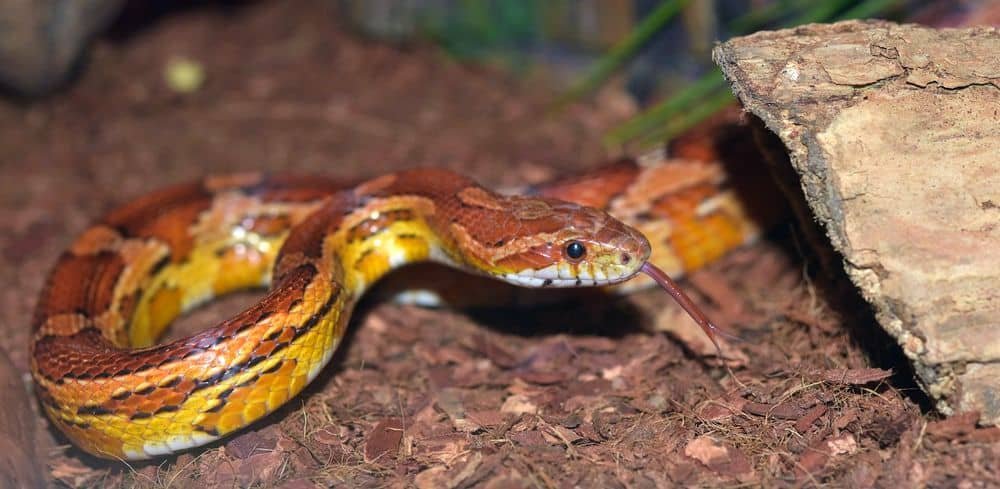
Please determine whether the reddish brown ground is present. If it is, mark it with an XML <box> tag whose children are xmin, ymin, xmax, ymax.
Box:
<box><xmin>2</xmin><ymin>1</ymin><xmax>998</xmax><ymax>487</ymax></box>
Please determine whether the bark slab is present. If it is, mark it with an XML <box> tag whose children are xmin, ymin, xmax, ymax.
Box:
<box><xmin>714</xmin><ymin>20</ymin><xmax>1000</xmax><ymax>422</ymax></box>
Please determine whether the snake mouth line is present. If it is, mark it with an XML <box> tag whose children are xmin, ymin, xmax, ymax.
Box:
<box><xmin>506</xmin><ymin>260</ymin><xmax>641</xmax><ymax>288</ymax></box>
<box><xmin>504</xmin><ymin>273</ymin><xmax>616</xmax><ymax>288</ymax></box>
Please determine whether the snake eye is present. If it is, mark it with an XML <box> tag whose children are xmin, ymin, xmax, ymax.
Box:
<box><xmin>564</xmin><ymin>241</ymin><xmax>586</xmax><ymax>260</ymax></box>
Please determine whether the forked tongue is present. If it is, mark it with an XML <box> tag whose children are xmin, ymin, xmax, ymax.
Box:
<box><xmin>640</xmin><ymin>262</ymin><xmax>737</xmax><ymax>359</ymax></box>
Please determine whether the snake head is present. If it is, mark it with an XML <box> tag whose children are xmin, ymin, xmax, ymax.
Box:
<box><xmin>460</xmin><ymin>195</ymin><xmax>652</xmax><ymax>288</ymax></box>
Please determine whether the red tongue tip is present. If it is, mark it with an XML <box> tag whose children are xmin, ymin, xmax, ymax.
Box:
<box><xmin>639</xmin><ymin>262</ymin><xmax>731</xmax><ymax>357</ymax></box>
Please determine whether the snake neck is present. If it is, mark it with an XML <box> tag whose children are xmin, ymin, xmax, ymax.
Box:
<box><xmin>332</xmin><ymin>201</ymin><xmax>454</xmax><ymax>297</ymax></box>
<box><xmin>273</xmin><ymin>191</ymin><xmax>455</xmax><ymax>303</ymax></box>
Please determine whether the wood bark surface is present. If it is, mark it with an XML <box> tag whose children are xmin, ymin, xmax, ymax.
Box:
<box><xmin>714</xmin><ymin>20</ymin><xmax>1000</xmax><ymax>423</ymax></box>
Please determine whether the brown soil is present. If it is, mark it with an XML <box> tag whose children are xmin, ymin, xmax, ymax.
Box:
<box><xmin>2</xmin><ymin>1</ymin><xmax>998</xmax><ymax>487</ymax></box>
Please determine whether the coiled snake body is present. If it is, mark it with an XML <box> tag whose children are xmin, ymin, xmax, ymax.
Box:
<box><xmin>30</xmin><ymin>158</ymin><xmax>759</xmax><ymax>460</ymax></box>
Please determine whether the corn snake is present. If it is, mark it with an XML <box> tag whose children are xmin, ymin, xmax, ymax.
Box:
<box><xmin>29</xmin><ymin>157</ymin><xmax>761</xmax><ymax>460</ymax></box>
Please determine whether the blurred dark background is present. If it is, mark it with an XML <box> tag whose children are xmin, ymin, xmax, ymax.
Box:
<box><xmin>3</xmin><ymin>0</ymin><xmax>997</xmax><ymax>143</ymax></box>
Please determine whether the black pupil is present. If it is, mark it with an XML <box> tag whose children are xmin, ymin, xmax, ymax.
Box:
<box><xmin>566</xmin><ymin>241</ymin><xmax>585</xmax><ymax>259</ymax></box>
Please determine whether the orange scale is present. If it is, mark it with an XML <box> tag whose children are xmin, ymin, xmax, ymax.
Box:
<box><xmin>155</xmin><ymin>389</ymin><xmax>188</xmax><ymax>409</ymax></box>
<box><xmin>218</xmin><ymin>411</ymin><xmax>246</xmax><ymax>435</ymax></box>
<box><xmin>111</xmin><ymin>395</ymin><xmax>145</xmax><ymax>417</ymax></box>
<box><xmin>261</xmin><ymin>359</ymin><xmax>298</xmax><ymax>384</ymax></box>
<box><xmin>251</xmin><ymin>339</ymin><xmax>279</xmax><ymax>359</ymax></box>
<box><xmin>193</xmin><ymin>410</ymin><xmax>222</xmax><ymax>432</ymax></box>
<box><xmin>275</xmin><ymin>326</ymin><xmax>296</xmax><ymax>344</ymax></box>
<box><xmin>70</xmin><ymin>423</ymin><xmax>125</xmax><ymax>458</ymax></box>
<box><xmin>221</xmin><ymin>384</ymin><xmax>254</xmax><ymax>408</ymax></box>
<box><xmin>267</xmin><ymin>389</ymin><xmax>290</xmax><ymax>409</ymax></box>
<box><xmin>288</xmin><ymin>374</ymin><xmax>308</xmax><ymax>395</ymax></box>
<box><xmin>242</xmin><ymin>401</ymin><xmax>268</xmax><ymax>424</ymax></box>
<box><xmin>135</xmin><ymin>398</ymin><xmax>164</xmax><ymax>415</ymax></box>
<box><xmin>247</xmin><ymin>385</ymin><xmax>275</xmax><ymax>408</ymax></box>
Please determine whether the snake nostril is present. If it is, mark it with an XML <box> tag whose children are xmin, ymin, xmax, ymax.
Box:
<box><xmin>621</xmin><ymin>253</ymin><xmax>631</xmax><ymax>265</ymax></box>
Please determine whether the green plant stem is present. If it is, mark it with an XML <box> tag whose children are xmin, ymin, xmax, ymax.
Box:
<box><xmin>791</xmin><ymin>0</ymin><xmax>857</xmax><ymax>25</ymax></box>
<box><xmin>602</xmin><ymin>0</ymin><xmax>902</xmax><ymax>148</ymax></box>
<box><xmin>635</xmin><ymin>87</ymin><xmax>734</xmax><ymax>148</ymax></box>
<box><xmin>837</xmin><ymin>0</ymin><xmax>902</xmax><ymax>20</ymax></box>
<box><xmin>555</xmin><ymin>0</ymin><xmax>691</xmax><ymax>107</ymax></box>
<box><xmin>730</xmin><ymin>0</ymin><xmax>811</xmax><ymax>33</ymax></box>
<box><xmin>603</xmin><ymin>70</ymin><xmax>725</xmax><ymax>146</ymax></box>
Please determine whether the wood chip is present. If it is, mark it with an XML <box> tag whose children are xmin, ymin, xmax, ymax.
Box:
<box><xmin>796</xmin><ymin>437</ymin><xmax>831</xmax><ymax>478</ymax></box>
<box><xmin>415</xmin><ymin>452</ymin><xmax>485</xmax><ymax>489</ymax></box>
<box><xmin>508</xmin><ymin>430</ymin><xmax>548</xmax><ymax>447</ymax></box>
<box><xmin>279</xmin><ymin>479</ymin><xmax>319</xmax><ymax>489</ymax></box>
<box><xmin>795</xmin><ymin>404</ymin><xmax>828</xmax><ymax>433</ymax></box>
<box><xmin>548</xmin><ymin>424</ymin><xmax>583</xmax><ymax>445</ymax></box>
<box><xmin>500</xmin><ymin>394</ymin><xmax>538</xmax><ymax>415</ymax></box>
<box><xmin>926</xmin><ymin>411</ymin><xmax>1000</xmax><ymax>443</ymax></box>
<box><xmin>818</xmin><ymin>368</ymin><xmax>892</xmax><ymax>385</ymax></box>
<box><xmin>684</xmin><ymin>436</ymin><xmax>755</xmax><ymax>481</ymax></box>
<box><xmin>364</xmin><ymin>418</ymin><xmax>405</xmax><ymax>462</ymax></box>
<box><xmin>225</xmin><ymin>426</ymin><xmax>278</xmax><ymax>459</ymax></box>
<box><xmin>742</xmin><ymin>400</ymin><xmax>805</xmax><ymax>420</ymax></box>
<box><xmin>827</xmin><ymin>433</ymin><xmax>858</xmax><ymax>456</ymax></box>
<box><xmin>237</xmin><ymin>452</ymin><xmax>287</xmax><ymax>487</ymax></box>
<box><xmin>515</xmin><ymin>369</ymin><xmax>569</xmax><ymax>385</ymax></box>
<box><xmin>467</xmin><ymin>410</ymin><xmax>508</xmax><ymax>428</ymax></box>
<box><xmin>833</xmin><ymin>408</ymin><xmax>860</xmax><ymax>430</ymax></box>
<box><xmin>797</xmin><ymin>433</ymin><xmax>857</xmax><ymax>479</ymax></box>
<box><xmin>475</xmin><ymin>336</ymin><xmax>520</xmax><ymax>369</ymax></box>
<box><xmin>698</xmin><ymin>394</ymin><xmax>749</xmax><ymax>421</ymax></box>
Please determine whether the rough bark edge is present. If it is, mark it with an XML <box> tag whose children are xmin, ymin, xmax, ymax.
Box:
<box><xmin>712</xmin><ymin>20</ymin><xmax>1000</xmax><ymax>419</ymax></box>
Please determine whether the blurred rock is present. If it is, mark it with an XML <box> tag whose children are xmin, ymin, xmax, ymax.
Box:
<box><xmin>0</xmin><ymin>0</ymin><xmax>123</xmax><ymax>95</ymax></box>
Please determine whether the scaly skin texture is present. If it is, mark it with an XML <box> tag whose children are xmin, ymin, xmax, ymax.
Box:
<box><xmin>30</xmin><ymin>159</ymin><xmax>759</xmax><ymax>460</ymax></box>
<box><xmin>532</xmin><ymin>158</ymin><xmax>760</xmax><ymax>292</ymax></box>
